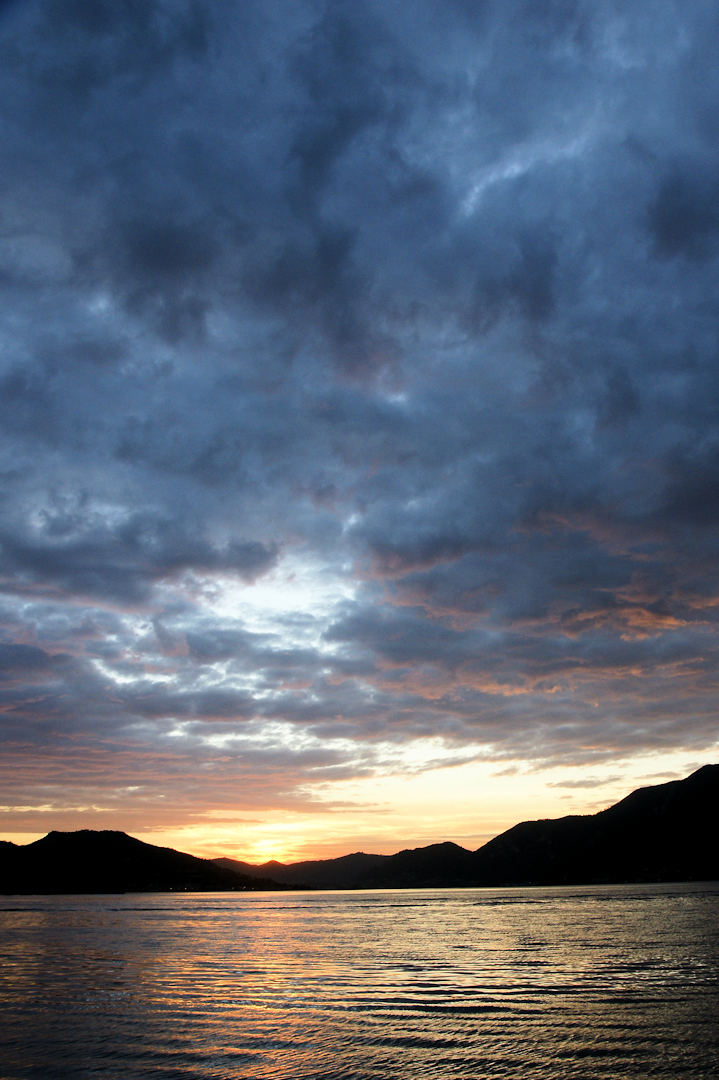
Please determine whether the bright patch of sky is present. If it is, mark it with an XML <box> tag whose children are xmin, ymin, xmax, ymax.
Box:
<box><xmin>135</xmin><ymin>745</ymin><xmax>719</xmax><ymax>864</ymax></box>
<box><xmin>205</xmin><ymin>555</ymin><xmax>356</xmax><ymax>649</ymax></box>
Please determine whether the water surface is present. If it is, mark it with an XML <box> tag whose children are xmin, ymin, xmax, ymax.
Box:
<box><xmin>2</xmin><ymin>883</ymin><xmax>718</xmax><ymax>1078</ymax></box>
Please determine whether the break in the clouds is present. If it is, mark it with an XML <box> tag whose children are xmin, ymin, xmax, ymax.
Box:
<box><xmin>1</xmin><ymin>0</ymin><xmax>719</xmax><ymax>846</ymax></box>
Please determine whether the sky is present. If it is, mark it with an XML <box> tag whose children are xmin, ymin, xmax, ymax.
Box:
<box><xmin>1</xmin><ymin>0</ymin><xmax>718</xmax><ymax>863</ymax></box>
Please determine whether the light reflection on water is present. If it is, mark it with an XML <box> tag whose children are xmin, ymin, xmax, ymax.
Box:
<box><xmin>1</xmin><ymin>883</ymin><xmax>718</xmax><ymax>1079</ymax></box>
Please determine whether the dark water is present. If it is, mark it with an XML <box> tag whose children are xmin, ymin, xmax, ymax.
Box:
<box><xmin>1</xmin><ymin>883</ymin><xmax>718</xmax><ymax>1079</ymax></box>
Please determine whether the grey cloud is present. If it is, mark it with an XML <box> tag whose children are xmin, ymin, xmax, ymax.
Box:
<box><xmin>546</xmin><ymin>775</ymin><xmax>622</xmax><ymax>789</ymax></box>
<box><xmin>649</xmin><ymin>164</ymin><xmax>719</xmax><ymax>260</ymax></box>
<box><xmin>660</xmin><ymin>445</ymin><xmax>719</xmax><ymax>526</ymax></box>
<box><xmin>0</xmin><ymin>643</ymin><xmax>57</xmax><ymax>678</ymax></box>
<box><xmin>0</xmin><ymin>512</ymin><xmax>277</xmax><ymax>602</ymax></box>
<box><xmin>120</xmin><ymin>219</ymin><xmax>216</xmax><ymax>279</ymax></box>
<box><xmin>1</xmin><ymin>0</ymin><xmax>719</xmax><ymax>817</ymax></box>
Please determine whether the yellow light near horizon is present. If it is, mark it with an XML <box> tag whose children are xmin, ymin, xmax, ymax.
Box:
<box><xmin>120</xmin><ymin>747</ymin><xmax>717</xmax><ymax>865</ymax></box>
<box><xmin>0</xmin><ymin>832</ymin><xmax>46</xmax><ymax>846</ymax></box>
<box><xmin>2</xmin><ymin>748</ymin><xmax>716</xmax><ymax>862</ymax></box>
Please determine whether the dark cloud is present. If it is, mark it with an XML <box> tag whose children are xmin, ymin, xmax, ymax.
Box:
<box><xmin>0</xmin><ymin>511</ymin><xmax>277</xmax><ymax>603</ymax></box>
<box><xmin>660</xmin><ymin>445</ymin><xmax>719</xmax><ymax>525</ymax></box>
<box><xmin>0</xmin><ymin>0</ymin><xmax>718</xmax><ymax>829</ymax></box>
<box><xmin>0</xmin><ymin>643</ymin><xmax>57</xmax><ymax>679</ymax></box>
<box><xmin>649</xmin><ymin>164</ymin><xmax>719</xmax><ymax>260</ymax></box>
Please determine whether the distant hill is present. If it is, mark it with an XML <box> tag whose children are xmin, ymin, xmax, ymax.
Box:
<box><xmin>213</xmin><ymin>851</ymin><xmax>389</xmax><ymax>889</ymax></box>
<box><xmin>3</xmin><ymin>766</ymin><xmax>717</xmax><ymax>893</ymax></box>
<box><xmin>0</xmin><ymin>830</ymin><xmax>295</xmax><ymax>894</ymax></box>
<box><xmin>217</xmin><ymin>765</ymin><xmax>719</xmax><ymax>889</ymax></box>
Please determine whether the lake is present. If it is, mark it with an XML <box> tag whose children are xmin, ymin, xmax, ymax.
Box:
<box><xmin>1</xmin><ymin>883</ymin><xmax>718</xmax><ymax>1078</ymax></box>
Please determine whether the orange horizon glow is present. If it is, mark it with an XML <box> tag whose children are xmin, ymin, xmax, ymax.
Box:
<box><xmin>2</xmin><ymin>748</ymin><xmax>716</xmax><ymax>865</ymax></box>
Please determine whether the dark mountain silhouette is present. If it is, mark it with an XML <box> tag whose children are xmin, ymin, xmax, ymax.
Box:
<box><xmin>461</xmin><ymin>763</ymin><xmax>719</xmax><ymax>887</ymax></box>
<box><xmin>213</xmin><ymin>851</ymin><xmax>389</xmax><ymax>889</ymax></box>
<box><xmin>3</xmin><ymin>766</ymin><xmax>717</xmax><ymax>893</ymax></box>
<box><xmin>356</xmin><ymin>841</ymin><xmax>479</xmax><ymax>889</ymax></box>
<box><xmin>0</xmin><ymin>830</ymin><xmax>295</xmax><ymax>894</ymax></box>
<box><xmin>217</xmin><ymin>765</ymin><xmax>719</xmax><ymax>889</ymax></box>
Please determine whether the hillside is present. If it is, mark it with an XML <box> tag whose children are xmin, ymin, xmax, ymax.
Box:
<box><xmin>213</xmin><ymin>851</ymin><xmax>389</xmax><ymax>889</ymax></box>
<box><xmin>3</xmin><ymin>766</ymin><xmax>717</xmax><ymax>893</ymax></box>
<box><xmin>0</xmin><ymin>830</ymin><xmax>294</xmax><ymax>894</ymax></box>
<box><xmin>219</xmin><ymin>765</ymin><xmax>719</xmax><ymax>889</ymax></box>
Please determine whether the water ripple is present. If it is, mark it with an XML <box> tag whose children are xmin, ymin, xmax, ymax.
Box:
<box><xmin>1</xmin><ymin>883</ymin><xmax>718</xmax><ymax>1079</ymax></box>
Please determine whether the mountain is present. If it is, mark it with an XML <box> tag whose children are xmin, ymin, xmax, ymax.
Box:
<box><xmin>0</xmin><ymin>830</ymin><xmax>295</xmax><ymax>894</ymax></box>
<box><xmin>3</xmin><ymin>766</ymin><xmax>717</xmax><ymax>894</ymax></box>
<box><xmin>356</xmin><ymin>841</ymin><xmax>479</xmax><ymax>889</ymax></box>
<box><xmin>214</xmin><ymin>844</ymin><xmax>477</xmax><ymax>890</ymax></box>
<box><xmin>213</xmin><ymin>851</ymin><xmax>389</xmax><ymax>889</ymax></box>
<box><xmin>217</xmin><ymin>765</ymin><xmax>719</xmax><ymax>889</ymax></box>
<box><xmin>463</xmin><ymin>762</ymin><xmax>719</xmax><ymax>887</ymax></box>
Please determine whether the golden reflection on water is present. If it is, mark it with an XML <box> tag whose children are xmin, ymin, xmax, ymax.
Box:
<box><xmin>1</xmin><ymin>884</ymin><xmax>718</xmax><ymax>1079</ymax></box>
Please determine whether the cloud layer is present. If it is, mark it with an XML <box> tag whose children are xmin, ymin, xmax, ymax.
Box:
<box><xmin>1</xmin><ymin>0</ymin><xmax>718</xmax><ymax>839</ymax></box>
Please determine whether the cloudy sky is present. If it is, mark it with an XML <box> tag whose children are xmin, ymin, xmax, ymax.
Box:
<box><xmin>1</xmin><ymin>0</ymin><xmax>718</xmax><ymax>862</ymax></box>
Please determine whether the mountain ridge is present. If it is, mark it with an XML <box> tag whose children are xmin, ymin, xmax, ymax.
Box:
<box><xmin>0</xmin><ymin>829</ymin><xmax>299</xmax><ymax>894</ymax></box>
<box><xmin>215</xmin><ymin>765</ymin><xmax>719</xmax><ymax>888</ymax></box>
<box><xmin>2</xmin><ymin>766</ymin><xmax>717</xmax><ymax>893</ymax></box>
